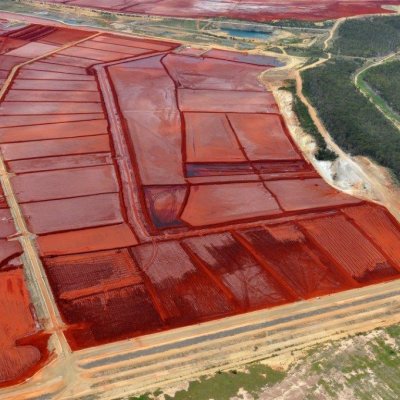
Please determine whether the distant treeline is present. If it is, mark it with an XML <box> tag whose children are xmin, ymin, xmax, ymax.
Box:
<box><xmin>331</xmin><ymin>16</ymin><xmax>400</xmax><ymax>58</ymax></box>
<box><xmin>302</xmin><ymin>59</ymin><xmax>400</xmax><ymax>179</ymax></box>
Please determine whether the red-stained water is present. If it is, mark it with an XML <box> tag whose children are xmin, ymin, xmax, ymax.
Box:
<box><xmin>144</xmin><ymin>186</ymin><xmax>188</xmax><ymax>229</ymax></box>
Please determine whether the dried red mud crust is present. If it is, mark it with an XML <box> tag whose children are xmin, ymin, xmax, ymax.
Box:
<box><xmin>0</xmin><ymin>24</ymin><xmax>400</xmax><ymax>355</ymax></box>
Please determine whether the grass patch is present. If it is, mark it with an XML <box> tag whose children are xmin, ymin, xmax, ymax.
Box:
<box><xmin>164</xmin><ymin>364</ymin><xmax>286</xmax><ymax>400</ymax></box>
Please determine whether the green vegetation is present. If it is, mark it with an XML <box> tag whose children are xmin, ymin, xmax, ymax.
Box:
<box><xmin>331</xmin><ymin>16</ymin><xmax>400</xmax><ymax>57</ymax></box>
<box><xmin>302</xmin><ymin>58</ymin><xmax>400</xmax><ymax>177</ymax></box>
<box><xmin>302</xmin><ymin>15</ymin><xmax>400</xmax><ymax>179</ymax></box>
<box><xmin>164</xmin><ymin>364</ymin><xmax>286</xmax><ymax>400</ymax></box>
<box><xmin>267</xmin><ymin>19</ymin><xmax>334</xmax><ymax>29</ymax></box>
<box><xmin>283</xmin><ymin>45</ymin><xmax>324</xmax><ymax>58</ymax></box>
<box><xmin>363</xmin><ymin>59</ymin><xmax>400</xmax><ymax>115</ymax></box>
<box><xmin>281</xmin><ymin>80</ymin><xmax>337</xmax><ymax>161</ymax></box>
<box><xmin>121</xmin><ymin>325</ymin><xmax>400</xmax><ymax>399</ymax></box>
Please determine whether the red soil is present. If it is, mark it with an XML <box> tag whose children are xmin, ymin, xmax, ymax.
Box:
<box><xmin>6</xmin><ymin>89</ymin><xmax>101</xmax><ymax>103</ymax></box>
<box><xmin>342</xmin><ymin>205</ymin><xmax>400</xmax><ymax>266</ymax></box>
<box><xmin>184</xmin><ymin>113</ymin><xmax>245</xmax><ymax>163</ymax></box>
<box><xmin>108</xmin><ymin>55</ymin><xmax>185</xmax><ymax>186</ymax></box>
<box><xmin>12</xmin><ymin>165</ymin><xmax>119</xmax><ymax>203</ymax></box>
<box><xmin>58</xmin><ymin>46</ymin><xmax>146</xmax><ymax>62</ymax></box>
<box><xmin>6</xmin><ymin>42</ymin><xmax>58</xmax><ymax>58</ymax></box>
<box><xmin>64</xmin><ymin>284</ymin><xmax>163</xmax><ymax>349</ymax></box>
<box><xmin>0</xmin><ymin>101</ymin><xmax>102</xmax><ymax>115</ymax></box>
<box><xmin>45</xmin><ymin>250</ymin><xmax>162</xmax><ymax>348</ymax></box>
<box><xmin>227</xmin><ymin>113</ymin><xmax>301</xmax><ymax>161</ymax></box>
<box><xmin>1</xmin><ymin>23</ymin><xmax>400</xmax><ymax>358</ymax></box>
<box><xmin>7</xmin><ymin>153</ymin><xmax>113</xmax><ymax>174</ymax></box>
<box><xmin>1</xmin><ymin>135</ymin><xmax>110</xmax><ymax>160</ymax></box>
<box><xmin>12</xmin><ymin>78</ymin><xmax>98</xmax><ymax>91</ymax></box>
<box><xmin>0</xmin><ymin>119</ymin><xmax>106</xmax><ymax>143</ymax></box>
<box><xmin>91</xmin><ymin>34</ymin><xmax>176</xmax><ymax>51</ymax></box>
<box><xmin>37</xmin><ymin>0</ymin><xmax>400</xmax><ymax>21</ymax></box>
<box><xmin>299</xmin><ymin>215</ymin><xmax>398</xmax><ymax>282</ymax></box>
<box><xmin>183</xmin><ymin>233</ymin><xmax>290</xmax><ymax>309</ymax></box>
<box><xmin>163</xmin><ymin>54</ymin><xmax>268</xmax><ymax>91</ymax></box>
<box><xmin>23</xmin><ymin>61</ymin><xmax>88</xmax><ymax>74</ymax></box>
<box><xmin>21</xmin><ymin>193</ymin><xmax>124</xmax><ymax>234</ymax></box>
<box><xmin>132</xmin><ymin>241</ymin><xmax>234</xmax><ymax>323</ymax></box>
<box><xmin>265</xmin><ymin>178</ymin><xmax>361</xmax><ymax>211</ymax></box>
<box><xmin>204</xmin><ymin>49</ymin><xmax>284</xmax><ymax>67</ymax></box>
<box><xmin>0</xmin><ymin>209</ymin><xmax>17</xmax><ymax>238</ymax></box>
<box><xmin>0</xmin><ymin>240</ymin><xmax>22</xmax><ymax>266</ymax></box>
<box><xmin>178</xmin><ymin>89</ymin><xmax>279</xmax><ymax>113</ymax></box>
<box><xmin>38</xmin><ymin>28</ymin><xmax>93</xmax><ymax>45</ymax></box>
<box><xmin>0</xmin><ymin>114</ymin><xmax>103</xmax><ymax>128</ymax></box>
<box><xmin>38</xmin><ymin>224</ymin><xmax>138</xmax><ymax>256</ymax></box>
<box><xmin>239</xmin><ymin>224</ymin><xmax>353</xmax><ymax>297</ymax></box>
<box><xmin>181</xmin><ymin>182</ymin><xmax>281</xmax><ymax>226</ymax></box>
<box><xmin>42</xmin><ymin>54</ymin><xmax>103</xmax><ymax>68</ymax></box>
<box><xmin>0</xmin><ymin>268</ymin><xmax>49</xmax><ymax>387</ymax></box>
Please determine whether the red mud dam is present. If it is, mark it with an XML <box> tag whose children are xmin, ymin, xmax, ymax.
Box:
<box><xmin>33</xmin><ymin>0</ymin><xmax>400</xmax><ymax>21</ymax></box>
<box><xmin>0</xmin><ymin>20</ymin><xmax>400</xmax><ymax>387</ymax></box>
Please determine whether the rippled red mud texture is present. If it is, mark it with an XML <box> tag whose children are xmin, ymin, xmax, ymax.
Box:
<box><xmin>37</xmin><ymin>0</ymin><xmax>400</xmax><ymax>21</ymax></box>
<box><xmin>1</xmin><ymin>23</ymin><xmax>400</xmax><ymax>360</ymax></box>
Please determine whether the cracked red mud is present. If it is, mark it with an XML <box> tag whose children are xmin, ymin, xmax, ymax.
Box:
<box><xmin>0</xmin><ymin>23</ymin><xmax>400</xmax><ymax>389</ymax></box>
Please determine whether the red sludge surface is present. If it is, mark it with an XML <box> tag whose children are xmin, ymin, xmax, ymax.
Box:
<box><xmin>36</xmin><ymin>0</ymin><xmax>400</xmax><ymax>21</ymax></box>
<box><xmin>0</xmin><ymin>22</ymin><xmax>400</xmax><ymax>357</ymax></box>
<box><xmin>0</xmin><ymin>268</ymin><xmax>49</xmax><ymax>387</ymax></box>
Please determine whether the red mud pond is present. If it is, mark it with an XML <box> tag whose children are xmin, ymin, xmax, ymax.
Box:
<box><xmin>0</xmin><ymin>22</ymin><xmax>400</xmax><ymax>386</ymax></box>
<box><xmin>34</xmin><ymin>0</ymin><xmax>400</xmax><ymax>21</ymax></box>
